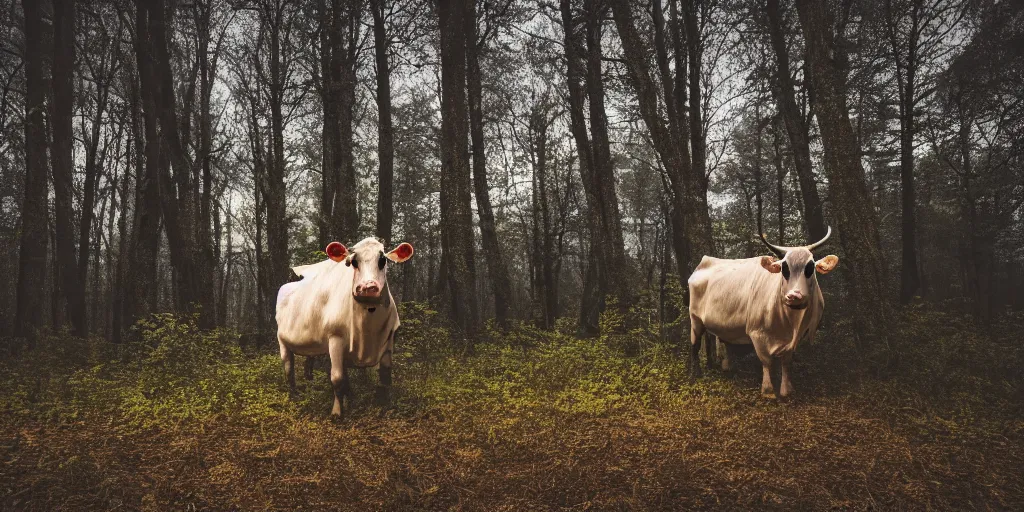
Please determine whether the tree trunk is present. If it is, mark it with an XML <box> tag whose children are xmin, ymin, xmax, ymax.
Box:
<box><xmin>773</xmin><ymin>118</ymin><xmax>786</xmax><ymax>243</ymax></box>
<box><xmin>51</xmin><ymin>0</ymin><xmax>87</xmax><ymax>336</ymax></box>
<box><xmin>765</xmin><ymin>0</ymin><xmax>827</xmax><ymax>242</ymax></box>
<box><xmin>438</xmin><ymin>0</ymin><xmax>479</xmax><ymax>334</ymax></box>
<box><xmin>262</xmin><ymin>1</ymin><xmax>292</xmax><ymax>308</ymax></box>
<box><xmin>78</xmin><ymin>70</ymin><xmax>109</xmax><ymax>303</ymax></box>
<box><xmin>319</xmin><ymin>0</ymin><xmax>337</xmax><ymax>245</ymax></box>
<box><xmin>371</xmin><ymin>0</ymin><xmax>395</xmax><ymax>245</ymax></box>
<box><xmin>610</xmin><ymin>0</ymin><xmax>711</xmax><ymax>288</ymax></box>
<box><xmin>794</xmin><ymin>0</ymin><xmax>890</xmax><ymax>338</ymax></box>
<box><xmin>584</xmin><ymin>0</ymin><xmax>630</xmax><ymax>303</ymax></box>
<box><xmin>122</xmin><ymin>2</ymin><xmax>162</xmax><ymax>341</ymax></box>
<box><xmin>325</xmin><ymin>0</ymin><xmax>361</xmax><ymax>244</ymax></box>
<box><xmin>560</xmin><ymin>0</ymin><xmax>603</xmax><ymax>337</ymax></box>
<box><xmin>893</xmin><ymin>2</ymin><xmax>921</xmax><ymax>304</ymax></box>
<box><xmin>14</xmin><ymin>0</ymin><xmax>50</xmax><ymax>342</ymax></box>
<box><xmin>466</xmin><ymin>0</ymin><xmax>513</xmax><ymax>327</ymax></box>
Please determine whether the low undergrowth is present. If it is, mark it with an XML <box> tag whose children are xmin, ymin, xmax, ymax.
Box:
<box><xmin>1</xmin><ymin>302</ymin><xmax>1022</xmax><ymax>510</ymax></box>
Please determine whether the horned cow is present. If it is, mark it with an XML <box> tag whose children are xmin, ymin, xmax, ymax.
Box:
<box><xmin>687</xmin><ymin>228</ymin><xmax>838</xmax><ymax>398</ymax></box>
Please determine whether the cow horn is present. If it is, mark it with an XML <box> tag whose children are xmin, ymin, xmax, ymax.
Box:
<box><xmin>807</xmin><ymin>226</ymin><xmax>832</xmax><ymax>252</ymax></box>
<box><xmin>759</xmin><ymin>233</ymin><xmax>786</xmax><ymax>258</ymax></box>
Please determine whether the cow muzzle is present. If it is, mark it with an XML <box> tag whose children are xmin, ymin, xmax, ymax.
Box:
<box><xmin>784</xmin><ymin>291</ymin><xmax>807</xmax><ymax>309</ymax></box>
<box><xmin>355</xmin><ymin>281</ymin><xmax>382</xmax><ymax>297</ymax></box>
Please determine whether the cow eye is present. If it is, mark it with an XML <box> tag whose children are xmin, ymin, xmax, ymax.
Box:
<box><xmin>378</xmin><ymin>253</ymin><xmax>387</xmax><ymax>269</ymax></box>
<box><xmin>351</xmin><ymin>257</ymin><xmax>359</xmax><ymax>269</ymax></box>
<box><xmin>781</xmin><ymin>261</ymin><xmax>790</xmax><ymax>280</ymax></box>
<box><xmin>804</xmin><ymin>261</ymin><xmax>815</xmax><ymax>278</ymax></box>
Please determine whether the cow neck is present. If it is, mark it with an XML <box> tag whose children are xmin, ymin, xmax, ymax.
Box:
<box><xmin>352</xmin><ymin>282</ymin><xmax>391</xmax><ymax>311</ymax></box>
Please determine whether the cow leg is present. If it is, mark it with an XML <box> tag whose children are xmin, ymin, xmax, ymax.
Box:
<box><xmin>751</xmin><ymin>338</ymin><xmax>775</xmax><ymax>398</ymax></box>
<box><xmin>280</xmin><ymin>343</ymin><xmax>296</xmax><ymax>398</ymax></box>
<box><xmin>721</xmin><ymin>342</ymin><xmax>734</xmax><ymax>372</ymax></box>
<box><xmin>704</xmin><ymin>333</ymin><xmax>717</xmax><ymax>370</ymax></box>
<box><xmin>328</xmin><ymin>336</ymin><xmax>350</xmax><ymax>418</ymax></box>
<box><xmin>303</xmin><ymin>356</ymin><xmax>315</xmax><ymax>381</ymax></box>
<box><xmin>375</xmin><ymin>349</ymin><xmax>393</xmax><ymax>406</ymax></box>
<box><xmin>689</xmin><ymin>315</ymin><xmax>705</xmax><ymax>376</ymax></box>
<box><xmin>779</xmin><ymin>352</ymin><xmax>795</xmax><ymax>399</ymax></box>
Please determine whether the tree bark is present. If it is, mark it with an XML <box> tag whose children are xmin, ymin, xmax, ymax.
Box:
<box><xmin>610</xmin><ymin>0</ymin><xmax>712</xmax><ymax>284</ymax></box>
<box><xmin>466</xmin><ymin>0</ymin><xmax>513</xmax><ymax>327</ymax></box>
<box><xmin>371</xmin><ymin>0</ymin><xmax>395</xmax><ymax>245</ymax></box>
<box><xmin>890</xmin><ymin>0</ymin><xmax>921</xmax><ymax>303</ymax></box>
<box><xmin>794</xmin><ymin>0</ymin><xmax>890</xmax><ymax>337</ymax></box>
<box><xmin>148</xmin><ymin>0</ymin><xmax>216</xmax><ymax>327</ymax></box>
<box><xmin>121</xmin><ymin>0</ymin><xmax>162</xmax><ymax>342</ymax></box>
<box><xmin>765</xmin><ymin>0</ymin><xmax>827</xmax><ymax>241</ymax></box>
<box><xmin>52</xmin><ymin>0</ymin><xmax>88</xmax><ymax>336</ymax></box>
<box><xmin>318</xmin><ymin>0</ymin><xmax>361</xmax><ymax>245</ymax></box>
<box><xmin>560</xmin><ymin>0</ymin><xmax>603</xmax><ymax>336</ymax></box>
<box><xmin>438</xmin><ymin>0</ymin><xmax>479</xmax><ymax>333</ymax></box>
<box><xmin>14</xmin><ymin>0</ymin><xmax>50</xmax><ymax>342</ymax></box>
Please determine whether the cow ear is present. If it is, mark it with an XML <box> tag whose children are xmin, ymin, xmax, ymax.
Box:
<box><xmin>760</xmin><ymin>256</ymin><xmax>782</xmax><ymax>273</ymax></box>
<box><xmin>386</xmin><ymin>242</ymin><xmax>414</xmax><ymax>263</ymax></box>
<box><xmin>325</xmin><ymin>242</ymin><xmax>347</xmax><ymax>262</ymax></box>
<box><xmin>815</xmin><ymin>255</ymin><xmax>839</xmax><ymax>274</ymax></box>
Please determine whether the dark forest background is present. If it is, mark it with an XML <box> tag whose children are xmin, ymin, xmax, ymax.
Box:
<box><xmin>0</xmin><ymin>0</ymin><xmax>1022</xmax><ymax>343</ymax></box>
<box><xmin>2</xmin><ymin>1</ymin><xmax>1024</xmax><ymax>509</ymax></box>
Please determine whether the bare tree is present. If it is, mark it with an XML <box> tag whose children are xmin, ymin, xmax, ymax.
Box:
<box><xmin>438</xmin><ymin>0</ymin><xmax>479</xmax><ymax>333</ymax></box>
<box><xmin>467</xmin><ymin>0</ymin><xmax>513</xmax><ymax>327</ymax></box>
<box><xmin>14</xmin><ymin>0</ymin><xmax>49</xmax><ymax>342</ymax></box>
<box><xmin>52</xmin><ymin>0</ymin><xmax>88</xmax><ymax>336</ymax></box>
<box><xmin>794</xmin><ymin>0</ymin><xmax>890</xmax><ymax>338</ymax></box>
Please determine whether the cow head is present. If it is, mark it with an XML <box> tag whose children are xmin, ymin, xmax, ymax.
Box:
<box><xmin>337</xmin><ymin>237</ymin><xmax>414</xmax><ymax>302</ymax></box>
<box><xmin>759</xmin><ymin>227</ymin><xmax>839</xmax><ymax>310</ymax></box>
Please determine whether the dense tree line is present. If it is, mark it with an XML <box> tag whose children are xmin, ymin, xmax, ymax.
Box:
<box><xmin>0</xmin><ymin>0</ymin><xmax>1021</xmax><ymax>347</ymax></box>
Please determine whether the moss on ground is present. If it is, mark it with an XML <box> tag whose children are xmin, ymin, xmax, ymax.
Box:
<box><xmin>1</xmin><ymin>304</ymin><xmax>1022</xmax><ymax>510</ymax></box>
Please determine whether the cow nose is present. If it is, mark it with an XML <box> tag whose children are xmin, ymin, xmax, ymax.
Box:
<box><xmin>786</xmin><ymin>290</ymin><xmax>803</xmax><ymax>302</ymax></box>
<box><xmin>357</xmin><ymin>281</ymin><xmax>381</xmax><ymax>295</ymax></box>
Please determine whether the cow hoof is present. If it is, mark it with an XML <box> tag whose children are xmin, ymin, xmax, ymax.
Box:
<box><xmin>761</xmin><ymin>389</ymin><xmax>777</xmax><ymax>399</ymax></box>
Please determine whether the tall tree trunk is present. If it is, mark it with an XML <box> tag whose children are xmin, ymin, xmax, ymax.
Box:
<box><xmin>371</xmin><ymin>0</ymin><xmax>395</xmax><ymax>245</ymax></box>
<box><xmin>325</xmin><ymin>0</ymin><xmax>361</xmax><ymax>244</ymax></box>
<box><xmin>765</xmin><ymin>0</ymin><xmax>827</xmax><ymax>241</ymax></box>
<box><xmin>584</xmin><ymin>0</ymin><xmax>630</xmax><ymax>303</ymax></box>
<box><xmin>533</xmin><ymin>112</ymin><xmax>557</xmax><ymax>329</ymax></box>
<box><xmin>466</xmin><ymin>0</ymin><xmax>513</xmax><ymax>327</ymax></box>
<box><xmin>196</xmin><ymin>0</ymin><xmax>218</xmax><ymax>320</ymax></box>
<box><xmin>14</xmin><ymin>0</ymin><xmax>50</xmax><ymax>342</ymax></box>
<box><xmin>78</xmin><ymin>74</ymin><xmax>109</xmax><ymax>301</ymax></box>
<box><xmin>773</xmin><ymin>118</ymin><xmax>786</xmax><ymax>243</ymax></box>
<box><xmin>794</xmin><ymin>0</ymin><xmax>890</xmax><ymax>338</ymax></box>
<box><xmin>318</xmin><ymin>0</ymin><xmax>337</xmax><ymax>245</ymax></box>
<box><xmin>610</xmin><ymin>0</ymin><xmax>710</xmax><ymax>287</ymax></box>
<box><xmin>121</xmin><ymin>3</ymin><xmax>162</xmax><ymax>341</ymax></box>
<box><xmin>892</xmin><ymin>0</ymin><xmax>921</xmax><ymax>303</ymax></box>
<box><xmin>262</xmin><ymin>2</ymin><xmax>291</xmax><ymax>308</ymax></box>
<box><xmin>52</xmin><ymin>0</ymin><xmax>87</xmax><ymax>336</ymax></box>
<box><xmin>149</xmin><ymin>0</ymin><xmax>216</xmax><ymax>327</ymax></box>
<box><xmin>561</xmin><ymin>0</ymin><xmax>603</xmax><ymax>336</ymax></box>
<box><xmin>438</xmin><ymin>0</ymin><xmax>479</xmax><ymax>334</ymax></box>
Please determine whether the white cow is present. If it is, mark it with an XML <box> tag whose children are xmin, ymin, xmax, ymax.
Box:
<box><xmin>687</xmin><ymin>228</ymin><xmax>838</xmax><ymax>398</ymax></box>
<box><xmin>276</xmin><ymin>237</ymin><xmax>414</xmax><ymax>416</ymax></box>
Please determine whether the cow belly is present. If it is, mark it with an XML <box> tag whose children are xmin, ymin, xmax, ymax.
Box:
<box><xmin>703</xmin><ymin>322</ymin><xmax>752</xmax><ymax>345</ymax></box>
<box><xmin>279</xmin><ymin>334</ymin><xmax>329</xmax><ymax>357</ymax></box>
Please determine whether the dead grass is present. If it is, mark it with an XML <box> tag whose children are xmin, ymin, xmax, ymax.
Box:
<box><xmin>2</xmin><ymin>306</ymin><xmax>1023</xmax><ymax>511</ymax></box>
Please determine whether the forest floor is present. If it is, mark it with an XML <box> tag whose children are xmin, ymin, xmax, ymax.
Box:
<box><xmin>1</xmin><ymin>304</ymin><xmax>1023</xmax><ymax>511</ymax></box>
